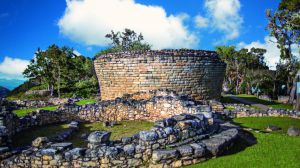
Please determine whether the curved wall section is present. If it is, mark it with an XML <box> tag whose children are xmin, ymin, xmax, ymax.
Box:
<box><xmin>94</xmin><ymin>50</ymin><xmax>226</xmax><ymax>101</ymax></box>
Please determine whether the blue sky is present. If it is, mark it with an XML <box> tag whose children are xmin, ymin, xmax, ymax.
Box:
<box><xmin>0</xmin><ymin>0</ymin><xmax>288</xmax><ymax>89</ymax></box>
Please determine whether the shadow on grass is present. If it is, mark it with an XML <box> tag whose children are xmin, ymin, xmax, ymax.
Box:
<box><xmin>216</xmin><ymin>119</ymin><xmax>258</xmax><ymax>157</ymax></box>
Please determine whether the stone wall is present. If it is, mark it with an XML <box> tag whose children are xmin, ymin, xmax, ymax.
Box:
<box><xmin>94</xmin><ymin>50</ymin><xmax>226</xmax><ymax>101</ymax></box>
<box><xmin>73</xmin><ymin>90</ymin><xmax>212</xmax><ymax>122</ymax></box>
<box><xmin>1</xmin><ymin>114</ymin><xmax>239</xmax><ymax>168</ymax></box>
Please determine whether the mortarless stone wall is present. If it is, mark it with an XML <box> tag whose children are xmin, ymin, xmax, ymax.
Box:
<box><xmin>94</xmin><ymin>50</ymin><xmax>226</xmax><ymax>101</ymax></box>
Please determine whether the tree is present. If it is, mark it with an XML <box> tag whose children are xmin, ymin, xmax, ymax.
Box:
<box><xmin>266</xmin><ymin>0</ymin><xmax>300</xmax><ymax>101</ymax></box>
<box><xmin>23</xmin><ymin>45</ymin><xmax>99</xmax><ymax>98</ymax></box>
<box><xmin>98</xmin><ymin>28</ymin><xmax>151</xmax><ymax>55</ymax></box>
<box><xmin>216</xmin><ymin>46</ymin><xmax>269</xmax><ymax>95</ymax></box>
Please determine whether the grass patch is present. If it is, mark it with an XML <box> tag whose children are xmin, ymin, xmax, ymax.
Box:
<box><xmin>12</xmin><ymin>120</ymin><xmax>154</xmax><ymax>148</ymax></box>
<box><xmin>187</xmin><ymin>117</ymin><xmax>300</xmax><ymax>168</ymax></box>
<box><xmin>75</xmin><ymin>99</ymin><xmax>97</xmax><ymax>105</ymax></box>
<box><xmin>225</xmin><ymin>106</ymin><xmax>236</xmax><ymax>111</ymax></box>
<box><xmin>12</xmin><ymin>123</ymin><xmax>69</xmax><ymax>147</ymax></box>
<box><xmin>234</xmin><ymin>117</ymin><xmax>300</xmax><ymax>133</ymax></box>
<box><xmin>70</xmin><ymin>120</ymin><xmax>153</xmax><ymax>147</ymax></box>
<box><xmin>269</xmin><ymin>104</ymin><xmax>293</xmax><ymax>110</ymax></box>
<box><xmin>220</xmin><ymin>96</ymin><xmax>241</xmax><ymax>104</ymax></box>
<box><xmin>236</xmin><ymin>94</ymin><xmax>293</xmax><ymax>110</ymax></box>
<box><xmin>13</xmin><ymin>106</ymin><xmax>59</xmax><ymax>117</ymax></box>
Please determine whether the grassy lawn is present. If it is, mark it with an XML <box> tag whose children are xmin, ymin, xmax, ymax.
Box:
<box><xmin>12</xmin><ymin>120</ymin><xmax>154</xmax><ymax>148</ymax></box>
<box><xmin>12</xmin><ymin>123</ymin><xmax>69</xmax><ymax>147</ymax></box>
<box><xmin>187</xmin><ymin>117</ymin><xmax>300</xmax><ymax>168</ymax></box>
<box><xmin>75</xmin><ymin>99</ymin><xmax>97</xmax><ymax>105</ymax></box>
<box><xmin>69</xmin><ymin>120</ymin><xmax>153</xmax><ymax>147</ymax></box>
<box><xmin>13</xmin><ymin>106</ymin><xmax>59</xmax><ymax>117</ymax></box>
<box><xmin>220</xmin><ymin>96</ymin><xmax>241</xmax><ymax>104</ymax></box>
<box><xmin>236</xmin><ymin>94</ymin><xmax>293</xmax><ymax>110</ymax></box>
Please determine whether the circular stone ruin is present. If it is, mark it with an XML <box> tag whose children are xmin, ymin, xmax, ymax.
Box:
<box><xmin>0</xmin><ymin>93</ymin><xmax>241</xmax><ymax>168</ymax></box>
<box><xmin>94</xmin><ymin>49</ymin><xmax>226</xmax><ymax>101</ymax></box>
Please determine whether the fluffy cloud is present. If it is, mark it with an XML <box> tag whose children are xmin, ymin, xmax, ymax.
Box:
<box><xmin>194</xmin><ymin>15</ymin><xmax>209</xmax><ymax>28</ymax></box>
<box><xmin>238</xmin><ymin>36</ymin><xmax>300</xmax><ymax>70</ymax></box>
<box><xmin>204</xmin><ymin>0</ymin><xmax>243</xmax><ymax>41</ymax></box>
<box><xmin>58</xmin><ymin>0</ymin><xmax>198</xmax><ymax>49</ymax></box>
<box><xmin>0</xmin><ymin>56</ymin><xmax>29</xmax><ymax>80</ymax></box>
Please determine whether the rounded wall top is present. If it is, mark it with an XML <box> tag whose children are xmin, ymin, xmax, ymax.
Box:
<box><xmin>95</xmin><ymin>49</ymin><xmax>219</xmax><ymax>59</ymax></box>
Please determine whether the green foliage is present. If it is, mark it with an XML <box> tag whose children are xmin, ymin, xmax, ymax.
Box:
<box><xmin>97</xmin><ymin>28</ymin><xmax>151</xmax><ymax>56</ymax></box>
<box><xmin>18</xmin><ymin>45</ymin><xmax>99</xmax><ymax>99</ymax></box>
<box><xmin>74</xmin><ymin>76</ymin><xmax>98</xmax><ymax>98</ymax></box>
<box><xmin>188</xmin><ymin>117</ymin><xmax>300</xmax><ymax>168</ymax></box>
<box><xmin>216</xmin><ymin>46</ymin><xmax>269</xmax><ymax>95</ymax></box>
<box><xmin>266</xmin><ymin>0</ymin><xmax>300</xmax><ymax>99</ymax></box>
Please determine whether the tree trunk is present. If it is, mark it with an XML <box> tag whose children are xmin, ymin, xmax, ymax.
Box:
<box><xmin>58</xmin><ymin>66</ymin><xmax>61</xmax><ymax>98</ymax></box>
<box><xmin>247</xmin><ymin>82</ymin><xmax>251</xmax><ymax>95</ymax></box>
<box><xmin>50</xmin><ymin>85</ymin><xmax>54</xmax><ymax>96</ymax></box>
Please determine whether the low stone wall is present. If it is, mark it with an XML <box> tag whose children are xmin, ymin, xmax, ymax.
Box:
<box><xmin>11</xmin><ymin>98</ymin><xmax>79</xmax><ymax>108</ymax></box>
<box><xmin>1</xmin><ymin>114</ymin><xmax>239</xmax><ymax>168</ymax></box>
<box><xmin>278</xmin><ymin>96</ymin><xmax>289</xmax><ymax>104</ymax></box>
<box><xmin>0</xmin><ymin>107</ymin><xmax>78</xmax><ymax>147</ymax></box>
<box><xmin>73</xmin><ymin>90</ymin><xmax>212</xmax><ymax>122</ymax></box>
<box><xmin>222</xmin><ymin>104</ymin><xmax>300</xmax><ymax>119</ymax></box>
<box><xmin>25</xmin><ymin>90</ymin><xmax>50</xmax><ymax>96</ymax></box>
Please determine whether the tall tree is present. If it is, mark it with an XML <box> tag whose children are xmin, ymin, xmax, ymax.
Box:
<box><xmin>266</xmin><ymin>0</ymin><xmax>300</xmax><ymax>101</ymax></box>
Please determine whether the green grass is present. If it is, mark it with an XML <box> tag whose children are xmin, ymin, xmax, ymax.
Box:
<box><xmin>187</xmin><ymin>117</ymin><xmax>300</xmax><ymax>168</ymax></box>
<box><xmin>235</xmin><ymin>94</ymin><xmax>293</xmax><ymax>110</ymax></box>
<box><xmin>225</xmin><ymin>106</ymin><xmax>236</xmax><ymax>111</ymax></box>
<box><xmin>12</xmin><ymin>123</ymin><xmax>69</xmax><ymax>147</ymax></box>
<box><xmin>269</xmin><ymin>104</ymin><xmax>293</xmax><ymax>110</ymax></box>
<box><xmin>220</xmin><ymin>96</ymin><xmax>241</xmax><ymax>104</ymax></box>
<box><xmin>75</xmin><ymin>99</ymin><xmax>97</xmax><ymax>105</ymax></box>
<box><xmin>13</xmin><ymin>106</ymin><xmax>59</xmax><ymax>117</ymax></box>
<box><xmin>12</xmin><ymin>120</ymin><xmax>154</xmax><ymax>147</ymax></box>
<box><xmin>69</xmin><ymin>120</ymin><xmax>153</xmax><ymax>147</ymax></box>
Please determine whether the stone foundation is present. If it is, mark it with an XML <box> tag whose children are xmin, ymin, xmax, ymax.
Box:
<box><xmin>1</xmin><ymin>114</ymin><xmax>239</xmax><ymax>168</ymax></box>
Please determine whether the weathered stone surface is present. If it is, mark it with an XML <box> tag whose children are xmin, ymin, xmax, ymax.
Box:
<box><xmin>40</xmin><ymin>148</ymin><xmax>57</xmax><ymax>156</ymax></box>
<box><xmin>287</xmin><ymin>126</ymin><xmax>300</xmax><ymax>136</ymax></box>
<box><xmin>51</xmin><ymin>142</ymin><xmax>73</xmax><ymax>151</ymax></box>
<box><xmin>88</xmin><ymin>131</ymin><xmax>111</xmax><ymax>144</ymax></box>
<box><xmin>139</xmin><ymin>131</ymin><xmax>158</xmax><ymax>141</ymax></box>
<box><xmin>152</xmin><ymin>149</ymin><xmax>179</xmax><ymax>162</ymax></box>
<box><xmin>32</xmin><ymin>137</ymin><xmax>49</xmax><ymax>148</ymax></box>
<box><xmin>266</xmin><ymin>125</ymin><xmax>281</xmax><ymax>132</ymax></box>
<box><xmin>123</xmin><ymin>144</ymin><xmax>135</xmax><ymax>155</ymax></box>
<box><xmin>189</xmin><ymin>143</ymin><xmax>206</xmax><ymax>158</ymax></box>
<box><xmin>176</xmin><ymin>145</ymin><xmax>193</xmax><ymax>157</ymax></box>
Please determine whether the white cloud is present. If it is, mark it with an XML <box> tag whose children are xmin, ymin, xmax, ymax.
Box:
<box><xmin>73</xmin><ymin>50</ymin><xmax>81</xmax><ymax>56</ymax></box>
<box><xmin>0</xmin><ymin>57</ymin><xmax>29</xmax><ymax>80</ymax></box>
<box><xmin>238</xmin><ymin>36</ymin><xmax>300</xmax><ymax>70</ymax></box>
<box><xmin>194</xmin><ymin>15</ymin><xmax>209</xmax><ymax>28</ymax></box>
<box><xmin>58</xmin><ymin>0</ymin><xmax>198</xmax><ymax>49</ymax></box>
<box><xmin>204</xmin><ymin>0</ymin><xmax>243</xmax><ymax>42</ymax></box>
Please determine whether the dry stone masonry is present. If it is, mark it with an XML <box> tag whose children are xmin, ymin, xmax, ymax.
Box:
<box><xmin>94</xmin><ymin>49</ymin><xmax>226</xmax><ymax>101</ymax></box>
<box><xmin>1</xmin><ymin>113</ymin><xmax>239</xmax><ymax>168</ymax></box>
